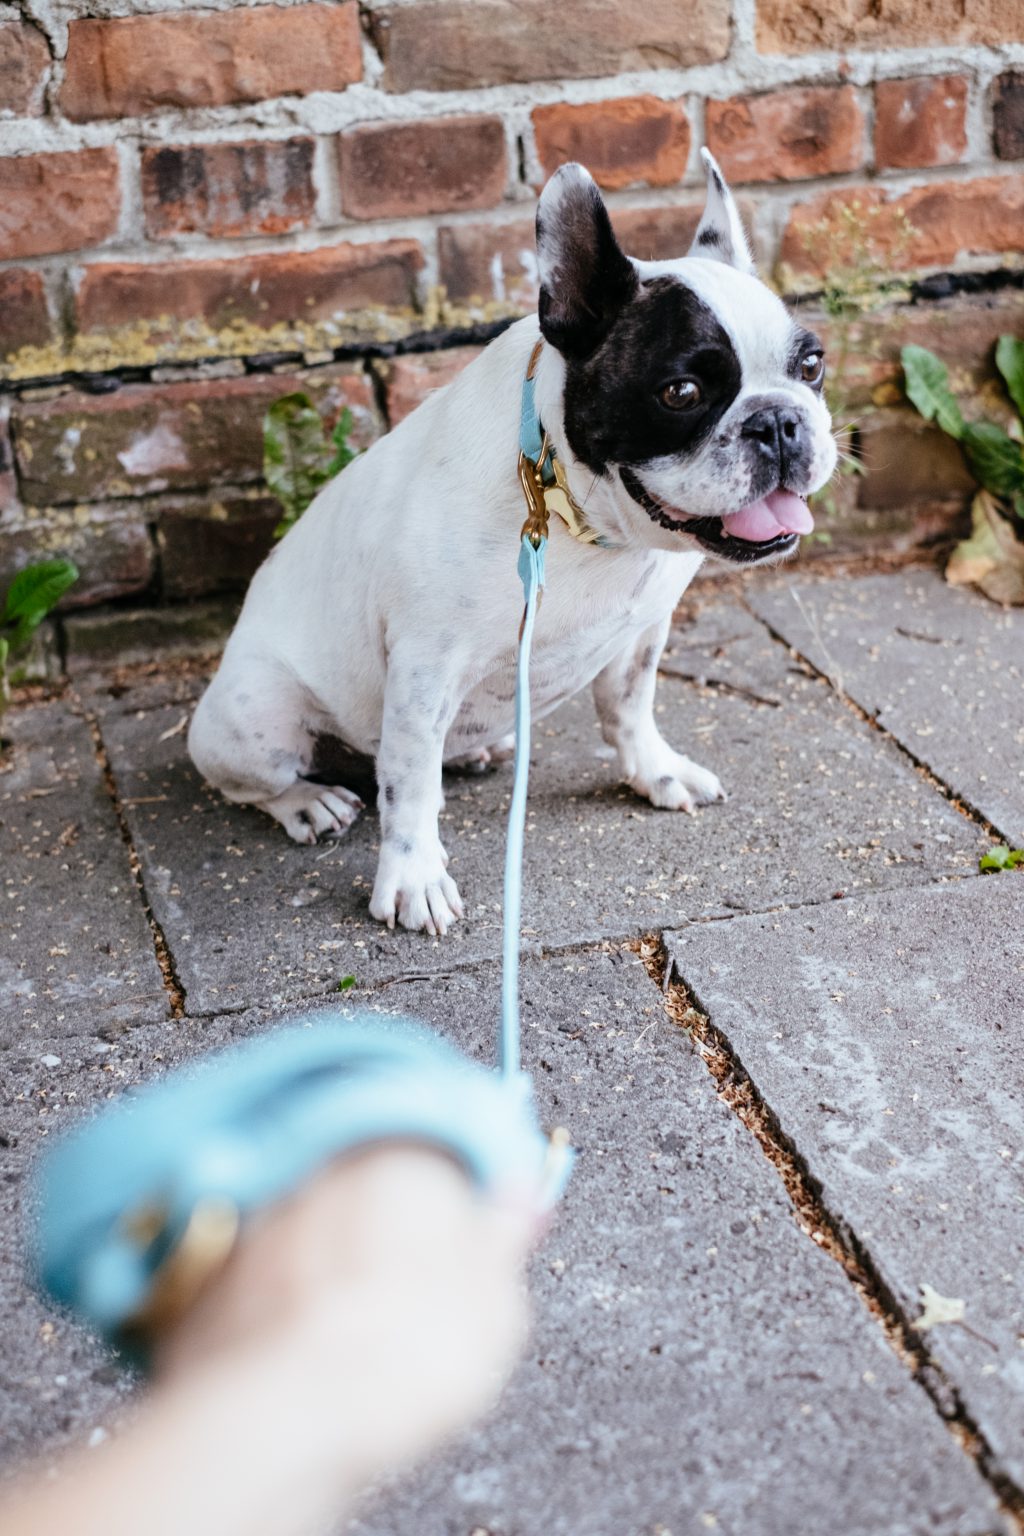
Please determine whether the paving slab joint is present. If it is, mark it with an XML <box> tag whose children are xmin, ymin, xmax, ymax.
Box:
<box><xmin>742</xmin><ymin>593</ymin><xmax>1005</xmax><ymax>845</ymax></box>
<box><xmin>75</xmin><ymin>693</ymin><xmax>187</xmax><ymax>1022</ymax></box>
<box><xmin>636</xmin><ymin>934</ymin><xmax>1024</xmax><ymax>1530</ymax></box>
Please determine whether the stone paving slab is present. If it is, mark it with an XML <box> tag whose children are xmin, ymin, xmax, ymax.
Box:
<box><xmin>666</xmin><ymin>874</ymin><xmax>1024</xmax><ymax>1490</ymax></box>
<box><xmin>748</xmin><ymin>570</ymin><xmax>1024</xmax><ymax>843</ymax></box>
<box><xmin>92</xmin><ymin>593</ymin><xmax>986</xmax><ymax>1015</ymax></box>
<box><xmin>0</xmin><ymin>950</ymin><xmax>1007</xmax><ymax>1532</ymax></box>
<box><xmin>0</xmin><ymin>700</ymin><xmax>168</xmax><ymax>1045</ymax></box>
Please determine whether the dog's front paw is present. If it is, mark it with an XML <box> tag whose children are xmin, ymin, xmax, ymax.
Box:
<box><xmin>370</xmin><ymin>842</ymin><xmax>465</xmax><ymax>936</ymax></box>
<box><xmin>629</xmin><ymin>749</ymin><xmax>726</xmax><ymax>814</ymax></box>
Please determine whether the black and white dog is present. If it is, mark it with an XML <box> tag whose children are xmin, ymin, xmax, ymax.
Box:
<box><xmin>189</xmin><ymin>151</ymin><xmax>837</xmax><ymax>935</ymax></box>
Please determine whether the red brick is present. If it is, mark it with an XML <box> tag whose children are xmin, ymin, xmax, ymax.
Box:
<box><xmin>378</xmin><ymin>346</ymin><xmax>483</xmax><ymax>426</ymax></box>
<box><xmin>874</xmin><ymin>76</ymin><xmax>967</xmax><ymax>170</ymax></box>
<box><xmin>706</xmin><ymin>86</ymin><xmax>864</xmax><ymax>183</ymax></box>
<box><xmin>157</xmin><ymin>494</ymin><xmax>282</xmax><ymax>599</ymax></box>
<box><xmin>758</xmin><ymin>0</ymin><xmax>1020</xmax><ymax>53</ymax></box>
<box><xmin>0</xmin><ymin>270</ymin><xmax>53</xmax><ymax>366</ymax></box>
<box><xmin>339</xmin><ymin>116</ymin><xmax>507</xmax><ymax>220</ymax></box>
<box><xmin>439</xmin><ymin>202</ymin><xmax>757</xmax><ymax>309</ymax></box>
<box><xmin>0</xmin><ymin>149</ymin><xmax>119</xmax><ymax>259</ymax></box>
<box><xmin>61</xmin><ymin>4</ymin><xmax>361</xmax><ymax>122</ymax></box>
<box><xmin>367</xmin><ymin>0</ymin><xmax>729</xmax><ymax>92</ymax></box>
<box><xmin>142</xmin><ymin>138</ymin><xmax>316</xmax><ymax>240</ymax></box>
<box><xmin>11</xmin><ymin>369</ymin><xmax>379</xmax><ymax>506</ymax></box>
<box><xmin>532</xmin><ymin>97</ymin><xmax>689</xmax><ymax>191</ymax></box>
<box><xmin>0</xmin><ymin>22</ymin><xmax>50</xmax><ymax>115</ymax></box>
<box><xmin>780</xmin><ymin>176</ymin><xmax>1024</xmax><ymax>288</ymax></box>
<box><xmin>993</xmin><ymin>73</ymin><xmax>1024</xmax><ymax>161</ymax></box>
<box><xmin>75</xmin><ymin>243</ymin><xmax>423</xmax><ymax>338</ymax></box>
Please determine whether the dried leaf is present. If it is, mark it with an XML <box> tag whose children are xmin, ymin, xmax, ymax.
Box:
<box><xmin>947</xmin><ymin>490</ymin><xmax>1024</xmax><ymax>606</ymax></box>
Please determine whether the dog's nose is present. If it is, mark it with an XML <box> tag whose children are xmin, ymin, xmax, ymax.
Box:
<box><xmin>741</xmin><ymin>406</ymin><xmax>806</xmax><ymax>478</ymax></box>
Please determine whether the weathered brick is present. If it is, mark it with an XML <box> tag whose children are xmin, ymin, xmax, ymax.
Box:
<box><xmin>75</xmin><ymin>243</ymin><xmax>424</xmax><ymax>339</ymax></box>
<box><xmin>706</xmin><ymin>86</ymin><xmax>864</xmax><ymax>183</ymax></box>
<box><xmin>0</xmin><ymin>513</ymin><xmax>154</xmax><ymax>608</ymax></box>
<box><xmin>0</xmin><ymin>149</ymin><xmax>120</xmax><ymax>259</ymax></box>
<box><xmin>157</xmin><ymin>493</ymin><xmax>281</xmax><ymax>599</ymax></box>
<box><xmin>142</xmin><ymin>139</ymin><xmax>316</xmax><ymax>240</ymax></box>
<box><xmin>62</xmin><ymin>4</ymin><xmax>361</xmax><ymax>121</ymax></box>
<box><xmin>0</xmin><ymin>22</ymin><xmax>50</xmax><ymax>115</ymax></box>
<box><xmin>780</xmin><ymin>176</ymin><xmax>1024</xmax><ymax>288</ymax></box>
<box><xmin>439</xmin><ymin>201</ymin><xmax>755</xmax><ymax>309</ymax></box>
<box><xmin>993</xmin><ymin>73</ymin><xmax>1024</xmax><ymax>161</ymax></box>
<box><xmin>757</xmin><ymin>0</ymin><xmax>1020</xmax><ymax>54</ymax></box>
<box><xmin>378</xmin><ymin>346</ymin><xmax>483</xmax><ymax>426</ymax></box>
<box><xmin>367</xmin><ymin>0</ymin><xmax>730</xmax><ymax>92</ymax></box>
<box><xmin>857</xmin><ymin>411</ymin><xmax>976</xmax><ymax>509</ymax></box>
<box><xmin>339</xmin><ymin>116</ymin><xmax>507</xmax><ymax>220</ymax></box>
<box><xmin>0</xmin><ymin>270</ymin><xmax>53</xmax><ymax>366</ymax></box>
<box><xmin>11</xmin><ymin>369</ymin><xmax>379</xmax><ymax>506</ymax></box>
<box><xmin>0</xmin><ymin>408</ymin><xmax>19</xmax><ymax>519</ymax></box>
<box><xmin>64</xmin><ymin>601</ymin><xmax>238</xmax><ymax>672</ymax></box>
<box><xmin>874</xmin><ymin>76</ymin><xmax>967</xmax><ymax>170</ymax></box>
<box><xmin>802</xmin><ymin>289</ymin><xmax>1024</xmax><ymax>412</ymax></box>
<box><xmin>532</xmin><ymin>97</ymin><xmax>689</xmax><ymax>190</ymax></box>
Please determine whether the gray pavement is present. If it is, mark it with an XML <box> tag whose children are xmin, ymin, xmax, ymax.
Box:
<box><xmin>1</xmin><ymin>567</ymin><xmax>1022</xmax><ymax>1532</ymax></box>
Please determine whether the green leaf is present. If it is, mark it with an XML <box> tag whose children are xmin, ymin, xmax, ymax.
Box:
<box><xmin>980</xmin><ymin>845</ymin><xmax>1024</xmax><ymax>872</ymax></box>
<box><xmin>961</xmin><ymin>421</ymin><xmax>1024</xmax><ymax>498</ymax></box>
<box><xmin>0</xmin><ymin>635</ymin><xmax>9</xmax><ymax>715</ymax></box>
<box><xmin>337</xmin><ymin>974</ymin><xmax>356</xmax><ymax>992</ymax></box>
<box><xmin>1</xmin><ymin>559</ymin><xmax>79</xmax><ymax>650</ymax></box>
<box><xmin>901</xmin><ymin>345</ymin><xmax>965</xmax><ymax>440</ymax></box>
<box><xmin>263</xmin><ymin>394</ymin><xmax>333</xmax><ymax>537</ymax></box>
<box><xmin>995</xmin><ymin>334</ymin><xmax>1024</xmax><ymax>422</ymax></box>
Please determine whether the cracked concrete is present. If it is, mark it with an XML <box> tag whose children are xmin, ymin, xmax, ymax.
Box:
<box><xmin>1</xmin><ymin>567</ymin><xmax>1022</xmax><ymax>1531</ymax></box>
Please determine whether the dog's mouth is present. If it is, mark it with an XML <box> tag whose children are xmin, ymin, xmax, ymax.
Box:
<box><xmin>620</xmin><ymin>468</ymin><xmax>813</xmax><ymax>565</ymax></box>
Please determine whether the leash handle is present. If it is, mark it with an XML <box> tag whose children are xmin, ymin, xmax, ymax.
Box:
<box><xmin>500</xmin><ymin>533</ymin><xmax>546</xmax><ymax>1078</ymax></box>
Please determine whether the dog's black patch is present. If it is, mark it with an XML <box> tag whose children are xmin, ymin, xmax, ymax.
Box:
<box><xmin>559</xmin><ymin>277</ymin><xmax>743</xmax><ymax>477</ymax></box>
<box><xmin>537</xmin><ymin>174</ymin><xmax>638</xmax><ymax>359</ymax></box>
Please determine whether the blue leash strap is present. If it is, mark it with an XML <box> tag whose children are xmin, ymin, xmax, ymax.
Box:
<box><xmin>500</xmin><ymin>533</ymin><xmax>546</xmax><ymax>1078</ymax></box>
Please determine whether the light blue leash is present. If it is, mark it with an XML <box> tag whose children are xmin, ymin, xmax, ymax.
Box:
<box><xmin>32</xmin><ymin>342</ymin><xmax>573</xmax><ymax>1362</ymax></box>
<box><xmin>500</xmin><ymin>532</ymin><xmax>546</xmax><ymax>1077</ymax></box>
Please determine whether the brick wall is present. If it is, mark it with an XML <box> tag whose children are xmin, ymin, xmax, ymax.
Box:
<box><xmin>1</xmin><ymin>0</ymin><xmax>1023</xmax><ymax>644</ymax></box>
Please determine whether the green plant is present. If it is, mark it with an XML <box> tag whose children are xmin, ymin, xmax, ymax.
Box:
<box><xmin>980</xmin><ymin>845</ymin><xmax>1024</xmax><ymax>873</ymax></box>
<box><xmin>902</xmin><ymin>338</ymin><xmax>1024</xmax><ymax>605</ymax></box>
<box><xmin>263</xmin><ymin>393</ymin><xmax>360</xmax><ymax>540</ymax></box>
<box><xmin>797</xmin><ymin>202</ymin><xmax>917</xmax><ymax>535</ymax></box>
<box><xmin>0</xmin><ymin>559</ymin><xmax>78</xmax><ymax>718</ymax></box>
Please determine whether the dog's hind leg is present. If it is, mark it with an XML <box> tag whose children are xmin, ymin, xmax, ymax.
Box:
<box><xmin>592</xmin><ymin>616</ymin><xmax>726</xmax><ymax>813</ymax></box>
<box><xmin>188</xmin><ymin>656</ymin><xmax>364</xmax><ymax>845</ymax></box>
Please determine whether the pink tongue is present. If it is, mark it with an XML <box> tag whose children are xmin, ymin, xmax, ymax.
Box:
<box><xmin>720</xmin><ymin>489</ymin><xmax>814</xmax><ymax>543</ymax></box>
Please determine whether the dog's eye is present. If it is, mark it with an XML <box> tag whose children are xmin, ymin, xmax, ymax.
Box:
<box><xmin>800</xmin><ymin>352</ymin><xmax>825</xmax><ymax>387</ymax></box>
<box><xmin>659</xmin><ymin>379</ymin><xmax>702</xmax><ymax>411</ymax></box>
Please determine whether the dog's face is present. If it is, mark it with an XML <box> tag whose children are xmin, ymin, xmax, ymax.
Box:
<box><xmin>536</xmin><ymin>152</ymin><xmax>838</xmax><ymax>564</ymax></box>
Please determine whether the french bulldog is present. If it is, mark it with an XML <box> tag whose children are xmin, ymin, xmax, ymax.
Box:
<box><xmin>189</xmin><ymin>150</ymin><xmax>838</xmax><ymax>936</ymax></box>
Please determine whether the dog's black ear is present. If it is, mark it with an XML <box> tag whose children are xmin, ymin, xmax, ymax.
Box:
<box><xmin>688</xmin><ymin>148</ymin><xmax>755</xmax><ymax>274</ymax></box>
<box><xmin>536</xmin><ymin>163</ymin><xmax>638</xmax><ymax>359</ymax></box>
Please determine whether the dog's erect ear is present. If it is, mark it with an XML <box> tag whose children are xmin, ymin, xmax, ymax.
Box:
<box><xmin>536</xmin><ymin>163</ymin><xmax>639</xmax><ymax>359</ymax></box>
<box><xmin>688</xmin><ymin>148</ymin><xmax>755</xmax><ymax>274</ymax></box>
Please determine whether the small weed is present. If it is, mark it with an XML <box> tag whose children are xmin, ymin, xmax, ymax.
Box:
<box><xmin>979</xmin><ymin>846</ymin><xmax>1024</xmax><ymax>873</ymax></box>
<box><xmin>1</xmin><ymin>559</ymin><xmax>78</xmax><ymax>724</ymax></box>
<box><xmin>264</xmin><ymin>393</ymin><xmax>360</xmax><ymax>539</ymax></box>
<box><xmin>337</xmin><ymin>975</ymin><xmax>357</xmax><ymax>992</ymax></box>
